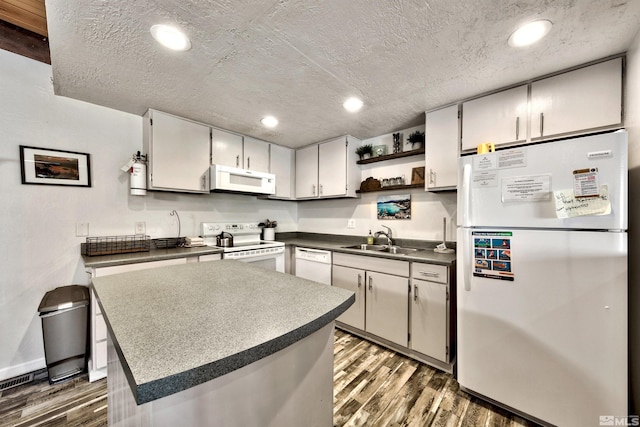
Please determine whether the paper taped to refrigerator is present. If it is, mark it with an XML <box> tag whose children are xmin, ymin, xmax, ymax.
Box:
<box><xmin>554</xmin><ymin>185</ymin><xmax>611</xmax><ymax>218</ymax></box>
<box><xmin>501</xmin><ymin>175</ymin><xmax>551</xmax><ymax>202</ymax></box>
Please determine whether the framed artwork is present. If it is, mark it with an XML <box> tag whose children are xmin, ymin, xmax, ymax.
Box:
<box><xmin>20</xmin><ymin>145</ymin><xmax>91</xmax><ymax>187</ymax></box>
<box><xmin>377</xmin><ymin>194</ymin><xmax>411</xmax><ymax>220</ymax></box>
<box><xmin>372</xmin><ymin>144</ymin><xmax>388</xmax><ymax>157</ymax></box>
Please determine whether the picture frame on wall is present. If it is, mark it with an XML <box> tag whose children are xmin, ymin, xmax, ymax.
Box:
<box><xmin>20</xmin><ymin>145</ymin><xmax>91</xmax><ymax>187</ymax></box>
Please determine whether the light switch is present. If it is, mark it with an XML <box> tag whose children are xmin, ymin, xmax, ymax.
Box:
<box><xmin>347</xmin><ymin>219</ymin><xmax>356</xmax><ymax>229</ymax></box>
<box><xmin>135</xmin><ymin>222</ymin><xmax>146</xmax><ymax>235</ymax></box>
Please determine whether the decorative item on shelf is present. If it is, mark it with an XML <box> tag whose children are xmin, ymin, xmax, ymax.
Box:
<box><xmin>406</xmin><ymin>131</ymin><xmax>425</xmax><ymax>150</ymax></box>
<box><xmin>392</xmin><ymin>133</ymin><xmax>403</xmax><ymax>153</ymax></box>
<box><xmin>258</xmin><ymin>219</ymin><xmax>278</xmax><ymax>241</ymax></box>
<box><xmin>355</xmin><ymin>144</ymin><xmax>373</xmax><ymax>160</ymax></box>
<box><xmin>360</xmin><ymin>177</ymin><xmax>382</xmax><ymax>192</ymax></box>
<box><xmin>373</xmin><ymin>145</ymin><xmax>388</xmax><ymax>157</ymax></box>
<box><xmin>411</xmin><ymin>167</ymin><xmax>426</xmax><ymax>185</ymax></box>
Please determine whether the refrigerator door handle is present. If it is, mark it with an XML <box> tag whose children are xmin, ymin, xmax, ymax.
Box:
<box><xmin>463</xmin><ymin>229</ymin><xmax>471</xmax><ymax>291</ymax></box>
<box><xmin>461</xmin><ymin>163</ymin><xmax>472</xmax><ymax>226</ymax></box>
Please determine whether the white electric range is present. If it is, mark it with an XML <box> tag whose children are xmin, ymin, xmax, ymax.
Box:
<box><xmin>200</xmin><ymin>222</ymin><xmax>285</xmax><ymax>272</ymax></box>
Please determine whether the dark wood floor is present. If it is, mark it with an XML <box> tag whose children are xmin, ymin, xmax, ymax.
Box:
<box><xmin>0</xmin><ymin>330</ymin><xmax>538</xmax><ymax>427</ymax></box>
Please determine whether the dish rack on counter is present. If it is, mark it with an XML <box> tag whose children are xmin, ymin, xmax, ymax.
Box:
<box><xmin>84</xmin><ymin>235</ymin><xmax>151</xmax><ymax>256</ymax></box>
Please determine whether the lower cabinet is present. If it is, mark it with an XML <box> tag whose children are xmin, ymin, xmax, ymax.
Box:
<box><xmin>331</xmin><ymin>265</ymin><xmax>365</xmax><ymax>330</ymax></box>
<box><xmin>87</xmin><ymin>256</ymin><xmax>216</xmax><ymax>382</ymax></box>
<box><xmin>366</xmin><ymin>271</ymin><xmax>408</xmax><ymax>347</ymax></box>
<box><xmin>332</xmin><ymin>252</ymin><xmax>454</xmax><ymax>372</ymax></box>
<box><xmin>332</xmin><ymin>253</ymin><xmax>409</xmax><ymax>347</ymax></box>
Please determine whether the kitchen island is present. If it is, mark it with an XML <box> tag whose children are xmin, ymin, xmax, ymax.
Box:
<box><xmin>92</xmin><ymin>260</ymin><xmax>354</xmax><ymax>427</ymax></box>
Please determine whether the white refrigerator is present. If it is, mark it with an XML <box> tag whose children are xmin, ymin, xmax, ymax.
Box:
<box><xmin>457</xmin><ymin>131</ymin><xmax>628</xmax><ymax>426</ymax></box>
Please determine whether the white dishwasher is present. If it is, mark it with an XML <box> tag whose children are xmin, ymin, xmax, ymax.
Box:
<box><xmin>294</xmin><ymin>247</ymin><xmax>332</xmax><ymax>285</ymax></box>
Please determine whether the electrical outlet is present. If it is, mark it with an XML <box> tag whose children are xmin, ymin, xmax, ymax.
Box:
<box><xmin>76</xmin><ymin>222</ymin><xmax>89</xmax><ymax>237</ymax></box>
<box><xmin>347</xmin><ymin>219</ymin><xmax>356</xmax><ymax>229</ymax></box>
<box><xmin>135</xmin><ymin>221</ymin><xmax>146</xmax><ymax>235</ymax></box>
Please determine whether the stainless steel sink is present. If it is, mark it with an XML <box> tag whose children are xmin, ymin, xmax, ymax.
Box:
<box><xmin>342</xmin><ymin>244</ymin><xmax>387</xmax><ymax>251</ymax></box>
<box><xmin>342</xmin><ymin>244</ymin><xmax>419</xmax><ymax>255</ymax></box>
<box><xmin>379</xmin><ymin>246</ymin><xmax>419</xmax><ymax>255</ymax></box>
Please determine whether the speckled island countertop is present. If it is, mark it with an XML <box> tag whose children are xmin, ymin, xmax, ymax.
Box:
<box><xmin>91</xmin><ymin>260</ymin><xmax>355</xmax><ymax>405</ymax></box>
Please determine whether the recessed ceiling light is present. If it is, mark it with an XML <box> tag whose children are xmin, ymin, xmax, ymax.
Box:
<box><xmin>508</xmin><ymin>19</ymin><xmax>552</xmax><ymax>47</ymax></box>
<box><xmin>261</xmin><ymin>116</ymin><xmax>278</xmax><ymax>128</ymax></box>
<box><xmin>150</xmin><ymin>24</ymin><xmax>191</xmax><ymax>51</ymax></box>
<box><xmin>343</xmin><ymin>97</ymin><xmax>364</xmax><ymax>112</ymax></box>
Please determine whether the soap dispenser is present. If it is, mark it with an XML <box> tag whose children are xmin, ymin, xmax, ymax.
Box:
<box><xmin>367</xmin><ymin>230</ymin><xmax>374</xmax><ymax>245</ymax></box>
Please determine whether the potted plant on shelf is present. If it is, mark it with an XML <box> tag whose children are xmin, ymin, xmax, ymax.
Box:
<box><xmin>406</xmin><ymin>131</ymin><xmax>425</xmax><ymax>150</ymax></box>
<box><xmin>258</xmin><ymin>219</ymin><xmax>277</xmax><ymax>241</ymax></box>
<box><xmin>355</xmin><ymin>144</ymin><xmax>374</xmax><ymax>160</ymax></box>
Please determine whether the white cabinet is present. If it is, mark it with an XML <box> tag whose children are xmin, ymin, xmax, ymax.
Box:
<box><xmin>210</xmin><ymin>128</ymin><xmax>244</xmax><ymax>168</ymax></box>
<box><xmin>332</xmin><ymin>253</ymin><xmax>409</xmax><ymax>347</ymax></box>
<box><xmin>243</xmin><ymin>136</ymin><xmax>270</xmax><ymax>173</ymax></box>
<box><xmin>530</xmin><ymin>57</ymin><xmax>622</xmax><ymax>140</ymax></box>
<box><xmin>211</xmin><ymin>131</ymin><xmax>270</xmax><ymax>173</ymax></box>
<box><xmin>410</xmin><ymin>262</ymin><xmax>450</xmax><ymax>363</ymax></box>
<box><xmin>425</xmin><ymin>105</ymin><xmax>459</xmax><ymax>190</ymax></box>
<box><xmin>269</xmin><ymin>144</ymin><xmax>295</xmax><ymax>199</ymax></box>
<box><xmin>331</xmin><ymin>264</ymin><xmax>365</xmax><ymax>330</ymax></box>
<box><xmin>88</xmin><ymin>257</ymin><xmax>190</xmax><ymax>382</ymax></box>
<box><xmin>295</xmin><ymin>135</ymin><xmax>360</xmax><ymax>199</ymax></box>
<box><xmin>461</xmin><ymin>85</ymin><xmax>528</xmax><ymax>151</ymax></box>
<box><xmin>366</xmin><ymin>271</ymin><xmax>409</xmax><ymax>347</ymax></box>
<box><xmin>143</xmin><ymin>109</ymin><xmax>210</xmax><ymax>193</ymax></box>
<box><xmin>295</xmin><ymin>144</ymin><xmax>319</xmax><ymax>198</ymax></box>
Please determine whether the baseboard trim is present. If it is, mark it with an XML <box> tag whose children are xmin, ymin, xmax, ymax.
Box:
<box><xmin>0</xmin><ymin>358</ymin><xmax>46</xmax><ymax>382</ymax></box>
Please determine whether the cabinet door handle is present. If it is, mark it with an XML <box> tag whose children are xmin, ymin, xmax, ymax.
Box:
<box><xmin>312</xmin><ymin>184</ymin><xmax>316</xmax><ymax>196</ymax></box>
<box><xmin>429</xmin><ymin>169</ymin><xmax>435</xmax><ymax>185</ymax></box>
<box><xmin>319</xmin><ymin>184</ymin><xmax>323</xmax><ymax>196</ymax></box>
<box><xmin>357</xmin><ymin>274</ymin><xmax>362</xmax><ymax>288</ymax></box>
<box><xmin>201</xmin><ymin>174</ymin><xmax>206</xmax><ymax>190</ymax></box>
<box><xmin>413</xmin><ymin>284</ymin><xmax>418</xmax><ymax>302</ymax></box>
<box><xmin>539</xmin><ymin>112</ymin><xmax>544</xmax><ymax>138</ymax></box>
<box><xmin>247</xmin><ymin>156</ymin><xmax>250</xmax><ymax>169</ymax></box>
<box><xmin>515</xmin><ymin>116</ymin><xmax>520</xmax><ymax>140</ymax></box>
<box><xmin>236</xmin><ymin>155</ymin><xmax>240</xmax><ymax>168</ymax></box>
<box><xmin>419</xmin><ymin>271</ymin><xmax>439</xmax><ymax>278</ymax></box>
<box><xmin>368</xmin><ymin>276</ymin><xmax>373</xmax><ymax>291</ymax></box>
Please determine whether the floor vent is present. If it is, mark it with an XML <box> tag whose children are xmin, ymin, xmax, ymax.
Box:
<box><xmin>0</xmin><ymin>373</ymin><xmax>34</xmax><ymax>392</ymax></box>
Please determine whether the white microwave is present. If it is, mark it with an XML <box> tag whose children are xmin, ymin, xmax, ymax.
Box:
<box><xmin>210</xmin><ymin>164</ymin><xmax>276</xmax><ymax>195</ymax></box>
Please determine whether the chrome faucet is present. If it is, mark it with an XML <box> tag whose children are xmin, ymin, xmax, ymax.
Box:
<box><xmin>374</xmin><ymin>225</ymin><xmax>394</xmax><ymax>246</ymax></box>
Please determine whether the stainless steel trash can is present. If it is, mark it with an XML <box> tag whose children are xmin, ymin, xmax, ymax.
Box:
<box><xmin>38</xmin><ymin>285</ymin><xmax>89</xmax><ymax>383</ymax></box>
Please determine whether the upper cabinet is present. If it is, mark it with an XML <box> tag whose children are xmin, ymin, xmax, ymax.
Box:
<box><xmin>425</xmin><ymin>105</ymin><xmax>459</xmax><ymax>191</ymax></box>
<box><xmin>295</xmin><ymin>135</ymin><xmax>360</xmax><ymax>199</ymax></box>
<box><xmin>530</xmin><ymin>57</ymin><xmax>622</xmax><ymax>140</ymax></box>
<box><xmin>243</xmin><ymin>136</ymin><xmax>270</xmax><ymax>173</ymax></box>
<box><xmin>461</xmin><ymin>85</ymin><xmax>528</xmax><ymax>151</ymax></box>
<box><xmin>210</xmin><ymin>130</ymin><xmax>270</xmax><ymax>173</ymax></box>
<box><xmin>210</xmin><ymin>128</ymin><xmax>244</xmax><ymax>168</ymax></box>
<box><xmin>143</xmin><ymin>109</ymin><xmax>210</xmax><ymax>193</ymax></box>
<box><xmin>269</xmin><ymin>144</ymin><xmax>295</xmax><ymax>199</ymax></box>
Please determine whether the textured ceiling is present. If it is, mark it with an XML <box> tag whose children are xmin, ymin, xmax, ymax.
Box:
<box><xmin>44</xmin><ymin>0</ymin><xmax>640</xmax><ymax>148</ymax></box>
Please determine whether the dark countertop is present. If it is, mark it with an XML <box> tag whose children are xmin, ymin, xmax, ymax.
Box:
<box><xmin>91</xmin><ymin>260</ymin><xmax>354</xmax><ymax>404</ymax></box>
<box><xmin>278</xmin><ymin>233</ymin><xmax>456</xmax><ymax>266</ymax></box>
<box><xmin>82</xmin><ymin>246</ymin><xmax>223</xmax><ymax>268</ymax></box>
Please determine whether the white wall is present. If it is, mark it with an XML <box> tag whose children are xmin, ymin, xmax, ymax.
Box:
<box><xmin>624</xmin><ymin>29</ymin><xmax>640</xmax><ymax>414</ymax></box>
<box><xmin>298</xmin><ymin>126</ymin><xmax>458</xmax><ymax>242</ymax></box>
<box><xmin>0</xmin><ymin>49</ymin><xmax>297</xmax><ymax>380</ymax></box>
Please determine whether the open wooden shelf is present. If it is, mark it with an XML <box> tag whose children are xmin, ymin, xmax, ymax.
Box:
<box><xmin>356</xmin><ymin>183</ymin><xmax>424</xmax><ymax>194</ymax></box>
<box><xmin>356</xmin><ymin>148</ymin><xmax>424</xmax><ymax>164</ymax></box>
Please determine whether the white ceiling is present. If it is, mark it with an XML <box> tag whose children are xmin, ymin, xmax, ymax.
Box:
<box><xmin>44</xmin><ymin>0</ymin><xmax>640</xmax><ymax>148</ymax></box>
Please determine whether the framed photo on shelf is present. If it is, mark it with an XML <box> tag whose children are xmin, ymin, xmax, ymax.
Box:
<box><xmin>411</xmin><ymin>167</ymin><xmax>425</xmax><ymax>185</ymax></box>
<box><xmin>372</xmin><ymin>145</ymin><xmax>388</xmax><ymax>157</ymax></box>
<box><xmin>20</xmin><ymin>145</ymin><xmax>91</xmax><ymax>187</ymax></box>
